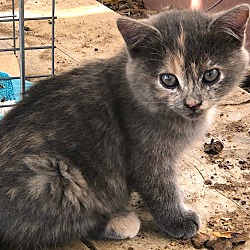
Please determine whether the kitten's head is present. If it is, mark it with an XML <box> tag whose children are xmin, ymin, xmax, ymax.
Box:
<box><xmin>117</xmin><ymin>5</ymin><xmax>249</xmax><ymax>120</ymax></box>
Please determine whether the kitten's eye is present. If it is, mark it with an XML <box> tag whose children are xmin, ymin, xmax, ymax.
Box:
<box><xmin>160</xmin><ymin>74</ymin><xmax>179</xmax><ymax>89</ymax></box>
<box><xmin>202</xmin><ymin>69</ymin><xmax>220</xmax><ymax>84</ymax></box>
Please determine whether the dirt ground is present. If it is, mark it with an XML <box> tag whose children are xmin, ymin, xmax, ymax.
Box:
<box><xmin>0</xmin><ymin>0</ymin><xmax>249</xmax><ymax>250</ymax></box>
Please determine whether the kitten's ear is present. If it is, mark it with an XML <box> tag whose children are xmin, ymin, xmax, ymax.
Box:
<box><xmin>117</xmin><ymin>17</ymin><xmax>162</xmax><ymax>55</ymax></box>
<box><xmin>209</xmin><ymin>4</ymin><xmax>250</xmax><ymax>41</ymax></box>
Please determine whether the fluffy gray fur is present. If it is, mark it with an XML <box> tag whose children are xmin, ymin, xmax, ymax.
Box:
<box><xmin>0</xmin><ymin>4</ymin><xmax>249</xmax><ymax>250</ymax></box>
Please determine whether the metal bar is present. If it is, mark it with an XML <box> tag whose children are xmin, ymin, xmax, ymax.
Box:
<box><xmin>0</xmin><ymin>104</ymin><xmax>16</xmax><ymax>108</ymax></box>
<box><xmin>0</xmin><ymin>74</ymin><xmax>52</xmax><ymax>81</ymax></box>
<box><xmin>25</xmin><ymin>74</ymin><xmax>53</xmax><ymax>79</ymax></box>
<box><xmin>0</xmin><ymin>37</ymin><xmax>18</xmax><ymax>40</ymax></box>
<box><xmin>0</xmin><ymin>15</ymin><xmax>16</xmax><ymax>18</ymax></box>
<box><xmin>51</xmin><ymin>0</ymin><xmax>55</xmax><ymax>76</ymax></box>
<box><xmin>24</xmin><ymin>16</ymin><xmax>58</xmax><ymax>21</ymax></box>
<box><xmin>19</xmin><ymin>0</ymin><xmax>26</xmax><ymax>94</ymax></box>
<box><xmin>12</xmin><ymin>0</ymin><xmax>16</xmax><ymax>55</ymax></box>
<box><xmin>0</xmin><ymin>16</ymin><xmax>58</xmax><ymax>22</ymax></box>
<box><xmin>0</xmin><ymin>45</ymin><xmax>56</xmax><ymax>52</ymax></box>
<box><xmin>0</xmin><ymin>1</ymin><xmax>56</xmax><ymax>99</ymax></box>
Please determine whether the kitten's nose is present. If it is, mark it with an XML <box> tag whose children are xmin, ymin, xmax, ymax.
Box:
<box><xmin>184</xmin><ymin>98</ymin><xmax>202</xmax><ymax>112</ymax></box>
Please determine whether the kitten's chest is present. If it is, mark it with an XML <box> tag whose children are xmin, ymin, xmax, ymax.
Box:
<box><xmin>121</xmin><ymin>102</ymin><xmax>211</xmax><ymax>165</ymax></box>
<box><xmin>127</xmin><ymin>116</ymin><xmax>204</xmax><ymax>160</ymax></box>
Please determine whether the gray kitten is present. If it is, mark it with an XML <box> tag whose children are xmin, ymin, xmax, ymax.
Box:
<box><xmin>0</xmin><ymin>4</ymin><xmax>249</xmax><ymax>250</ymax></box>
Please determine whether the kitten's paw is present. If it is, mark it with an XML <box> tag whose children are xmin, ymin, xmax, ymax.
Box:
<box><xmin>103</xmin><ymin>211</ymin><xmax>140</xmax><ymax>240</ymax></box>
<box><xmin>164</xmin><ymin>209</ymin><xmax>200</xmax><ymax>239</ymax></box>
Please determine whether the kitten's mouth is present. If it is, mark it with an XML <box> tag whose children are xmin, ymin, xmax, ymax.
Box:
<box><xmin>187</xmin><ymin>111</ymin><xmax>203</xmax><ymax>119</ymax></box>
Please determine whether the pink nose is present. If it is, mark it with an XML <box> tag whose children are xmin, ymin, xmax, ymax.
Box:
<box><xmin>184</xmin><ymin>98</ymin><xmax>202</xmax><ymax>111</ymax></box>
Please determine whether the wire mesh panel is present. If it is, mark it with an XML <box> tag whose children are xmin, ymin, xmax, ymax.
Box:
<box><xmin>0</xmin><ymin>0</ymin><xmax>56</xmax><ymax>114</ymax></box>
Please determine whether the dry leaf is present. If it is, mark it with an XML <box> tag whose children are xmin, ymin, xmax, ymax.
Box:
<box><xmin>211</xmin><ymin>231</ymin><xmax>233</xmax><ymax>239</ymax></box>
<box><xmin>192</xmin><ymin>231</ymin><xmax>248</xmax><ymax>249</ymax></box>
<box><xmin>205</xmin><ymin>237</ymin><xmax>233</xmax><ymax>250</ymax></box>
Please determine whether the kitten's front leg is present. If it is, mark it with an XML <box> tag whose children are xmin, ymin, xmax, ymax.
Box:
<box><xmin>132</xmin><ymin>165</ymin><xmax>200</xmax><ymax>239</ymax></box>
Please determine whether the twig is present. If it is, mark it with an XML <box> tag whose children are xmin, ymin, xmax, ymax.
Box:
<box><xmin>211</xmin><ymin>189</ymin><xmax>244</xmax><ymax>210</ymax></box>
<box><xmin>221</xmin><ymin>99</ymin><xmax>250</xmax><ymax>106</ymax></box>
<box><xmin>183</xmin><ymin>152</ymin><xmax>210</xmax><ymax>169</ymax></box>
<box><xmin>81</xmin><ymin>239</ymin><xmax>99</xmax><ymax>250</ymax></box>
<box><xmin>223</xmin><ymin>148</ymin><xmax>249</xmax><ymax>151</ymax></box>
<box><xmin>185</xmin><ymin>161</ymin><xmax>206</xmax><ymax>181</ymax></box>
<box><xmin>206</xmin><ymin>0</ymin><xmax>224</xmax><ymax>12</ymax></box>
<box><xmin>185</xmin><ymin>156</ymin><xmax>244</xmax><ymax>210</ymax></box>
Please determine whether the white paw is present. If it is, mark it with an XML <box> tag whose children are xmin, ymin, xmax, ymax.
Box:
<box><xmin>104</xmin><ymin>212</ymin><xmax>140</xmax><ymax>239</ymax></box>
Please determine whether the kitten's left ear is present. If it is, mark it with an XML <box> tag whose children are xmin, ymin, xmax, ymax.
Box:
<box><xmin>209</xmin><ymin>4</ymin><xmax>250</xmax><ymax>41</ymax></box>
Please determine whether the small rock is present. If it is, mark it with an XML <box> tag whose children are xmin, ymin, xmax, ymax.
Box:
<box><xmin>127</xmin><ymin>247</ymin><xmax>135</xmax><ymax>250</ymax></box>
<box><xmin>204</xmin><ymin>139</ymin><xmax>224</xmax><ymax>155</ymax></box>
<box><xmin>208</xmin><ymin>221</ymin><xmax>215</xmax><ymax>227</ymax></box>
<box><xmin>233</xmin><ymin>197</ymin><xmax>241</xmax><ymax>201</ymax></box>
<box><xmin>218</xmin><ymin>161</ymin><xmax>234</xmax><ymax>170</ymax></box>
<box><xmin>191</xmin><ymin>232</ymin><xmax>210</xmax><ymax>249</ymax></box>
<box><xmin>232</xmin><ymin>232</ymin><xmax>248</xmax><ymax>246</ymax></box>
<box><xmin>24</xmin><ymin>26</ymin><xmax>31</xmax><ymax>31</ymax></box>
<box><xmin>204</xmin><ymin>180</ymin><xmax>212</xmax><ymax>185</ymax></box>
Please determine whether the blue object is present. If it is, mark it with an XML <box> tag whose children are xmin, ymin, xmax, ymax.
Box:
<box><xmin>0</xmin><ymin>71</ymin><xmax>32</xmax><ymax>119</ymax></box>
<box><xmin>0</xmin><ymin>72</ymin><xmax>16</xmax><ymax>102</ymax></box>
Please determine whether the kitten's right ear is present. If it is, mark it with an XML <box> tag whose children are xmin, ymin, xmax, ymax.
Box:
<box><xmin>117</xmin><ymin>17</ymin><xmax>162</xmax><ymax>55</ymax></box>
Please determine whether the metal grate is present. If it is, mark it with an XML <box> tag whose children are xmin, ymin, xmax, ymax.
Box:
<box><xmin>0</xmin><ymin>0</ymin><xmax>56</xmax><ymax>97</ymax></box>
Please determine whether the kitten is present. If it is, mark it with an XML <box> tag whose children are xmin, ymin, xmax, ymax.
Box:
<box><xmin>0</xmin><ymin>4</ymin><xmax>249</xmax><ymax>250</ymax></box>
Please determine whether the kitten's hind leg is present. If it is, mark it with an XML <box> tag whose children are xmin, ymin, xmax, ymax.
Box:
<box><xmin>102</xmin><ymin>210</ymin><xmax>140</xmax><ymax>239</ymax></box>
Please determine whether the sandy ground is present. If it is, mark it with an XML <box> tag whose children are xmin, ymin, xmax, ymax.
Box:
<box><xmin>0</xmin><ymin>1</ymin><xmax>249</xmax><ymax>249</ymax></box>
